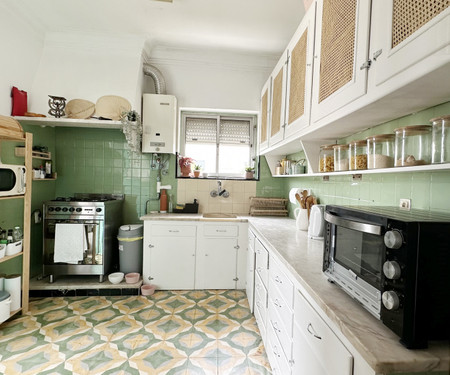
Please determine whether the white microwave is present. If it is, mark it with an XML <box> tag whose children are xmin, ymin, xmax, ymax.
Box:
<box><xmin>0</xmin><ymin>164</ymin><xmax>26</xmax><ymax>197</ymax></box>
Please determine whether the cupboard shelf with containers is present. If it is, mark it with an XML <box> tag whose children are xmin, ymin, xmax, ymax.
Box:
<box><xmin>0</xmin><ymin>115</ymin><xmax>32</xmax><ymax>318</ymax></box>
<box><xmin>259</xmin><ymin>0</ymin><xmax>450</xmax><ymax>175</ymax></box>
<box><xmin>14</xmin><ymin>116</ymin><xmax>122</xmax><ymax>129</ymax></box>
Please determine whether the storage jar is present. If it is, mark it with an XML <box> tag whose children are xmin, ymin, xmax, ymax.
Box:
<box><xmin>349</xmin><ymin>140</ymin><xmax>367</xmax><ymax>170</ymax></box>
<box><xmin>366</xmin><ymin>134</ymin><xmax>395</xmax><ymax>169</ymax></box>
<box><xmin>394</xmin><ymin>125</ymin><xmax>431</xmax><ymax>167</ymax></box>
<box><xmin>0</xmin><ymin>291</ymin><xmax>11</xmax><ymax>324</ymax></box>
<box><xmin>333</xmin><ymin>144</ymin><xmax>349</xmax><ymax>171</ymax></box>
<box><xmin>318</xmin><ymin>144</ymin><xmax>335</xmax><ymax>172</ymax></box>
<box><xmin>431</xmin><ymin>115</ymin><xmax>450</xmax><ymax>164</ymax></box>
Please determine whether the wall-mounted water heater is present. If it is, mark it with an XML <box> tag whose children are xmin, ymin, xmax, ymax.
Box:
<box><xmin>142</xmin><ymin>93</ymin><xmax>177</xmax><ymax>153</ymax></box>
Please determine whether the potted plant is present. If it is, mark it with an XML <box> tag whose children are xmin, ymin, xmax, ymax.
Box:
<box><xmin>193</xmin><ymin>164</ymin><xmax>201</xmax><ymax>178</ymax></box>
<box><xmin>245</xmin><ymin>166</ymin><xmax>255</xmax><ymax>179</ymax></box>
<box><xmin>178</xmin><ymin>156</ymin><xmax>194</xmax><ymax>177</ymax></box>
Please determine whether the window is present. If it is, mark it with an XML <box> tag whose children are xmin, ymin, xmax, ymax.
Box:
<box><xmin>179</xmin><ymin>110</ymin><xmax>258</xmax><ymax>178</ymax></box>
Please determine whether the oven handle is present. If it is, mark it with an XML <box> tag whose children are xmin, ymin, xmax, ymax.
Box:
<box><xmin>324</xmin><ymin>212</ymin><xmax>382</xmax><ymax>235</ymax></box>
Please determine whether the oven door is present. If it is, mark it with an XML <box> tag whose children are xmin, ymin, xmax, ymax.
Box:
<box><xmin>325</xmin><ymin>211</ymin><xmax>385</xmax><ymax>317</ymax></box>
<box><xmin>43</xmin><ymin>219</ymin><xmax>103</xmax><ymax>265</ymax></box>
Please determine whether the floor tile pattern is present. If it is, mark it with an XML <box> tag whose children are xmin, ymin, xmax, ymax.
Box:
<box><xmin>0</xmin><ymin>290</ymin><xmax>271</xmax><ymax>375</ymax></box>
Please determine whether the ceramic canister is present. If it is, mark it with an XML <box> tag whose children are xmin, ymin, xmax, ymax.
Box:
<box><xmin>4</xmin><ymin>274</ymin><xmax>21</xmax><ymax>311</ymax></box>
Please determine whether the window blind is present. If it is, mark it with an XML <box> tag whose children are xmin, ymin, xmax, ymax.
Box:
<box><xmin>185</xmin><ymin>117</ymin><xmax>217</xmax><ymax>143</ymax></box>
<box><xmin>219</xmin><ymin>119</ymin><xmax>251</xmax><ymax>145</ymax></box>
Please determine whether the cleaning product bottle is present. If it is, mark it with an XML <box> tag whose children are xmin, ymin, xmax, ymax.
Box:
<box><xmin>160</xmin><ymin>189</ymin><xmax>168</xmax><ymax>213</ymax></box>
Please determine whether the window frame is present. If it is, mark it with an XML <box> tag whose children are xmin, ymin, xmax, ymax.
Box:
<box><xmin>178</xmin><ymin>109</ymin><xmax>258</xmax><ymax>179</ymax></box>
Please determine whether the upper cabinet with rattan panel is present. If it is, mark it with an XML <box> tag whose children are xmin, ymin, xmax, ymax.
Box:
<box><xmin>268</xmin><ymin>52</ymin><xmax>288</xmax><ymax>148</ymax></box>
<box><xmin>259</xmin><ymin>77</ymin><xmax>271</xmax><ymax>153</ymax></box>
<box><xmin>369</xmin><ymin>1</ymin><xmax>450</xmax><ymax>92</ymax></box>
<box><xmin>285</xmin><ymin>3</ymin><xmax>317</xmax><ymax>139</ymax></box>
<box><xmin>311</xmin><ymin>0</ymin><xmax>372</xmax><ymax>125</ymax></box>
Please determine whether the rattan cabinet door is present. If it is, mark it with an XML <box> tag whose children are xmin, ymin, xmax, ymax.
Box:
<box><xmin>285</xmin><ymin>3</ymin><xmax>317</xmax><ymax>139</ymax></box>
<box><xmin>259</xmin><ymin>77</ymin><xmax>271</xmax><ymax>152</ymax></box>
<box><xmin>311</xmin><ymin>0</ymin><xmax>372</xmax><ymax>125</ymax></box>
<box><xmin>269</xmin><ymin>52</ymin><xmax>288</xmax><ymax>148</ymax></box>
<box><xmin>369</xmin><ymin>1</ymin><xmax>450</xmax><ymax>88</ymax></box>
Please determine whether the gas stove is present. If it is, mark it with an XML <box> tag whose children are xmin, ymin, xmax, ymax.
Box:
<box><xmin>45</xmin><ymin>194</ymin><xmax>124</xmax><ymax>218</ymax></box>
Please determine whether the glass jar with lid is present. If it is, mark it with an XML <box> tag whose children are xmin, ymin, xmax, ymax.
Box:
<box><xmin>431</xmin><ymin>115</ymin><xmax>450</xmax><ymax>164</ymax></box>
<box><xmin>318</xmin><ymin>144</ymin><xmax>335</xmax><ymax>172</ymax></box>
<box><xmin>394</xmin><ymin>125</ymin><xmax>432</xmax><ymax>167</ymax></box>
<box><xmin>333</xmin><ymin>144</ymin><xmax>349</xmax><ymax>171</ymax></box>
<box><xmin>348</xmin><ymin>140</ymin><xmax>367</xmax><ymax>170</ymax></box>
<box><xmin>366</xmin><ymin>134</ymin><xmax>395</xmax><ymax>169</ymax></box>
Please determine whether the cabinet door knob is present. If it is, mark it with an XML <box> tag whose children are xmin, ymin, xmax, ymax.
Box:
<box><xmin>148</xmin><ymin>244</ymin><xmax>154</xmax><ymax>248</ymax></box>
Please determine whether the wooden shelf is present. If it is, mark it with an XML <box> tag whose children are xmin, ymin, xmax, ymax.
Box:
<box><xmin>0</xmin><ymin>252</ymin><xmax>23</xmax><ymax>264</ymax></box>
<box><xmin>272</xmin><ymin>162</ymin><xmax>450</xmax><ymax>177</ymax></box>
<box><xmin>14</xmin><ymin>116</ymin><xmax>122</xmax><ymax>129</ymax></box>
<box><xmin>10</xmin><ymin>308</ymin><xmax>22</xmax><ymax>318</ymax></box>
<box><xmin>15</xmin><ymin>147</ymin><xmax>51</xmax><ymax>160</ymax></box>
<box><xmin>0</xmin><ymin>195</ymin><xmax>24</xmax><ymax>201</ymax></box>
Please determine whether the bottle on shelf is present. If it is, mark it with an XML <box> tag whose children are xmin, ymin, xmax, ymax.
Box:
<box><xmin>45</xmin><ymin>160</ymin><xmax>52</xmax><ymax>178</ymax></box>
<box><xmin>7</xmin><ymin>230</ymin><xmax>13</xmax><ymax>243</ymax></box>
<box><xmin>13</xmin><ymin>227</ymin><xmax>22</xmax><ymax>242</ymax></box>
<box><xmin>160</xmin><ymin>189</ymin><xmax>168</xmax><ymax>213</ymax></box>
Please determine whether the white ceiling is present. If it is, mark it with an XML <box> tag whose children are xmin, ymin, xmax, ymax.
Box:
<box><xmin>6</xmin><ymin>0</ymin><xmax>306</xmax><ymax>56</ymax></box>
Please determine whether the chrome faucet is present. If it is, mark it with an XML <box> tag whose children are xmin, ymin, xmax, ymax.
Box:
<box><xmin>210</xmin><ymin>180</ymin><xmax>229</xmax><ymax>198</ymax></box>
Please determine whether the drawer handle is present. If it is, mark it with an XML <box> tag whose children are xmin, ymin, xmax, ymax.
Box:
<box><xmin>168</xmin><ymin>230</ymin><xmax>180</xmax><ymax>233</ymax></box>
<box><xmin>216</xmin><ymin>229</ymin><xmax>227</xmax><ymax>232</ymax></box>
<box><xmin>273</xmin><ymin>345</ymin><xmax>281</xmax><ymax>358</ymax></box>
<box><xmin>275</xmin><ymin>276</ymin><xmax>283</xmax><ymax>284</ymax></box>
<box><xmin>272</xmin><ymin>320</ymin><xmax>281</xmax><ymax>333</ymax></box>
<box><xmin>274</xmin><ymin>299</ymin><xmax>282</xmax><ymax>309</ymax></box>
<box><xmin>307</xmin><ymin>323</ymin><xmax>322</xmax><ymax>340</ymax></box>
<box><xmin>148</xmin><ymin>244</ymin><xmax>154</xmax><ymax>248</ymax></box>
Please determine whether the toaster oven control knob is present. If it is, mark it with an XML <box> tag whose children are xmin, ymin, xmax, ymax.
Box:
<box><xmin>76</xmin><ymin>208</ymin><xmax>82</xmax><ymax>213</ymax></box>
<box><xmin>382</xmin><ymin>291</ymin><xmax>400</xmax><ymax>311</ymax></box>
<box><xmin>96</xmin><ymin>208</ymin><xmax>102</xmax><ymax>213</ymax></box>
<box><xmin>384</xmin><ymin>230</ymin><xmax>403</xmax><ymax>249</ymax></box>
<box><xmin>383</xmin><ymin>261</ymin><xmax>401</xmax><ymax>280</ymax></box>
<box><xmin>69</xmin><ymin>207</ymin><xmax>75</xmax><ymax>212</ymax></box>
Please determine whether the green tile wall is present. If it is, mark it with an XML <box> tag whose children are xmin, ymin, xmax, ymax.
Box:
<box><xmin>284</xmin><ymin>102</ymin><xmax>450</xmax><ymax>217</ymax></box>
<box><xmin>54</xmin><ymin>128</ymin><xmax>176</xmax><ymax>224</ymax></box>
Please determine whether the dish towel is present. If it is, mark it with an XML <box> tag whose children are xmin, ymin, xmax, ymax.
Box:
<box><xmin>54</xmin><ymin>223</ymin><xmax>85</xmax><ymax>264</ymax></box>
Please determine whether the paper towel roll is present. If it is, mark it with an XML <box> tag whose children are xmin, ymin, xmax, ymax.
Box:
<box><xmin>289</xmin><ymin>188</ymin><xmax>301</xmax><ymax>204</ymax></box>
<box><xmin>4</xmin><ymin>274</ymin><xmax>21</xmax><ymax>311</ymax></box>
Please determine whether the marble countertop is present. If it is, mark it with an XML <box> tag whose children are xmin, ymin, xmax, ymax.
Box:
<box><xmin>248</xmin><ymin>216</ymin><xmax>449</xmax><ymax>375</ymax></box>
<box><xmin>140</xmin><ymin>213</ymin><xmax>249</xmax><ymax>222</ymax></box>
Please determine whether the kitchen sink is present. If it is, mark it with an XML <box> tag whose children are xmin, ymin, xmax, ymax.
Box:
<box><xmin>202</xmin><ymin>213</ymin><xmax>237</xmax><ymax>218</ymax></box>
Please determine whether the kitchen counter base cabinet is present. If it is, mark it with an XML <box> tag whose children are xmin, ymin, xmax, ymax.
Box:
<box><xmin>143</xmin><ymin>220</ymin><xmax>247</xmax><ymax>290</ymax></box>
<box><xmin>143</xmin><ymin>222</ymin><xmax>197</xmax><ymax>290</ymax></box>
<box><xmin>246</xmin><ymin>230</ymin><xmax>256</xmax><ymax>313</ymax></box>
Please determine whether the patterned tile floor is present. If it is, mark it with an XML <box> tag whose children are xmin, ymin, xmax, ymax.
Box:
<box><xmin>0</xmin><ymin>290</ymin><xmax>272</xmax><ymax>375</ymax></box>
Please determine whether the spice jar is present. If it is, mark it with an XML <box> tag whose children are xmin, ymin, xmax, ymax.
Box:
<box><xmin>318</xmin><ymin>144</ymin><xmax>334</xmax><ymax>172</ymax></box>
<box><xmin>333</xmin><ymin>144</ymin><xmax>349</xmax><ymax>171</ymax></box>
<box><xmin>348</xmin><ymin>140</ymin><xmax>367</xmax><ymax>170</ymax></box>
<box><xmin>366</xmin><ymin>134</ymin><xmax>395</xmax><ymax>169</ymax></box>
<box><xmin>394</xmin><ymin>125</ymin><xmax>431</xmax><ymax>167</ymax></box>
<box><xmin>431</xmin><ymin>115</ymin><xmax>450</xmax><ymax>164</ymax></box>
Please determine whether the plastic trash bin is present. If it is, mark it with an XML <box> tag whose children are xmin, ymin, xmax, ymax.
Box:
<box><xmin>118</xmin><ymin>224</ymin><xmax>143</xmax><ymax>274</ymax></box>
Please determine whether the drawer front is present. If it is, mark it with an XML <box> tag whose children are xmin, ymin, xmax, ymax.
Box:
<box><xmin>151</xmin><ymin>224</ymin><xmax>196</xmax><ymax>237</ymax></box>
<box><xmin>254</xmin><ymin>300</ymin><xmax>266</xmax><ymax>342</ymax></box>
<box><xmin>267</xmin><ymin>322</ymin><xmax>292</xmax><ymax>375</ymax></box>
<box><xmin>294</xmin><ymin>290</ymin><xmax>353</xmax><ymax>375</ymax></box>
<box><xmin>268</xmin><ymin>298</ymin><xmax>292</xmax><ymax>361</ymax></box>
<box><xmin>269</xmin><ymin>257</ymin><xmax>294</xmax><ymax>309</ymax></box>
<box><xmin>269</xmin><ymin>291</ymin><xmax>293</xmax><ymax>335</ymax></box>
<box><xmin>203</xmin><ymin>224</ymin><xmax>238</xmax><ymax>237</ymax></box>
<box><xmin>254</xmin><ymin>273</ymin><xmax>268</xmax><ymax>325</ymax></box>
<box><xmin>255</xmin><ymin>240</ymin><xmax>269</xmax><ymax>287</ymax></box>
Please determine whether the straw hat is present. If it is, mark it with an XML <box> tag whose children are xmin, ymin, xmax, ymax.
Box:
<box><xmin>65</xmin><ymin>99</ymin><xmax>95</xmax><ymax>119</ymax></box>
<box><xmin>95</xmin><ymin>95</ymin><xmax>131</xmax><ymax>121</ymax></box>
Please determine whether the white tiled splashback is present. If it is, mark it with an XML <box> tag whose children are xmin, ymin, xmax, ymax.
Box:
<box><xmin>177</xmin><ymin>179</ymin><xmax>257</xmax><ymax>214</ymax></box>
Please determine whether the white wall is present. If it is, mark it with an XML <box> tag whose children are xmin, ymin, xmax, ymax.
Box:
<box><xmin>0</xmin><ymin>4</ymin><xmax>45</xmax><ymax>116</ymax></box>
<box><xmin>145</xmin><ymin>45</ymin><xmax>278</xmax><ymax>111</ymax></box>
<box><xmin>30</xmin><ymin>32</ymin><xmax>146</xmax><ymax>115</ymax></box>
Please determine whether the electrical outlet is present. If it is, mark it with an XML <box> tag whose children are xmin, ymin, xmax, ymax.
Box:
<box><xmin>399</xmin><ymin>198</ymin><xmax>411</xmax><ymax>211</ymax></box>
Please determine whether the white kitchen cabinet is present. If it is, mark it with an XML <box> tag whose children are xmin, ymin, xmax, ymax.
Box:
<box><xmin>259</xmin><ymin>77</ymin><xmax>271</xmax><ymax>153</ymax></box>
<box><xmin>369</xmin><ymin>1</ymin><xmax>450</xmax><ymax>89</ymax></box>
<box><xmin>292</xmin><ymin>288</ymin><xmax>353</xmax><ymax>375</ymax></box>
<box><xmin>268</xmin><ymin>52</ymin><xmax>288</xmax><ymax>148</ymax></box>
<box><xmin>143</xmin><ymin>222</ymin><xmax>197</xmax><ymax>289</ymax></box>
<box><xmin>284</xmin><ymin>2</ymin><xmax>316</xmax><ymax>139</ymax></box>
<box><xmin>246</xmin><ymin>230</ymin><xmax>256</xmax><ymax>313</ymax></box>
<box><xmin>196</xmin><ymin>236</ymin><xmax>238</xmax><ymax>290</ymax></box>
<box><xmin>311</xmin><ymin>0</ymin><xmax>372</xmax><ymax>124</ymax></box>
<box><xmin>143</xmin><ymin>220</ymin><xmax>247</xmax><ymax>290</ymax></box>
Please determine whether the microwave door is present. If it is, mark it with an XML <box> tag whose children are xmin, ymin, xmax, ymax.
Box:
<box><xmin>0</xmin><ymin>168</ymin><xmax>16</xmax><ymax>191</ymax></box>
